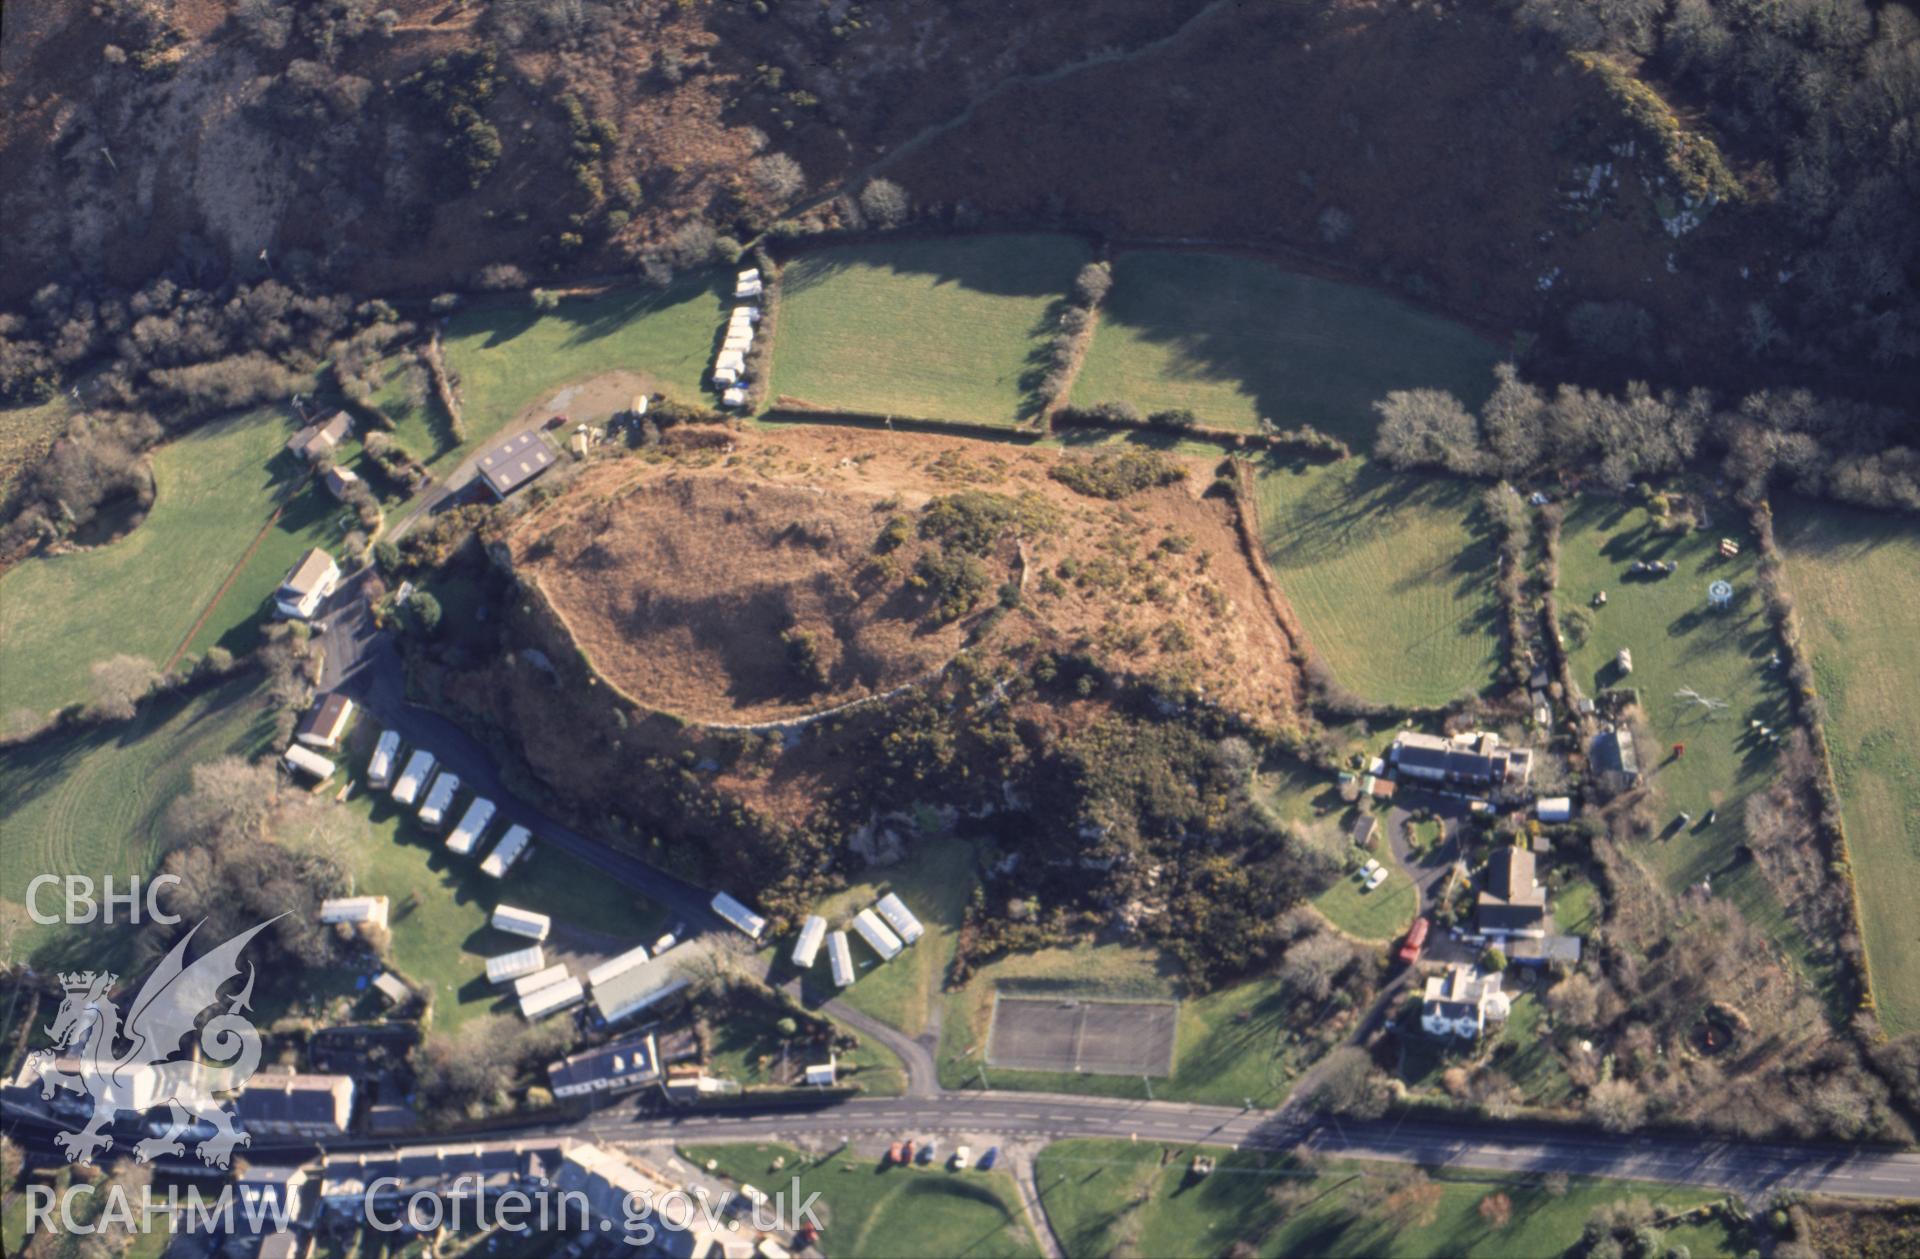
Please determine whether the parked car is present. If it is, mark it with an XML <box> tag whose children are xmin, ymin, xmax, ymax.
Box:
<box><xmin>952</xmin><ymin>1146</ymin><xmax>971</xmax><ymax>1171</ymax></box>
<box><xmin>886</xmin><ymin>1142</ymin><xmax>903</xmax><ymax>1167</ymax></box>
<box><xmin>1397</xmin><ymin>917</ymin><xmax>1430</xmax><ymax>964</ymax></box>
<box><xmin>1365</xmin><ymin>865</ymin><xmax>1390</xmax><ymax>891</ymax></box>
<box><xmin>653</xmin><ymin>933</ymin><xmax>678</xmax><ymax>954</ymax></box>
<box><xmin>977</xmin><ymin>1147</ymin><xmax>998</xmax><ymax>1170</ymax></box>
<box><xmin>901</xmin><ymin>1140</ymin><xmax>917</xmax><ymax>1165</ymax></box>
<box><xmin>918</xmin><ymin>1139</ymin><xmax>938</xmax><ymax>1165</ymax></box>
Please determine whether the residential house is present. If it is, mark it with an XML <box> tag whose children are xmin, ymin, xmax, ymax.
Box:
<box><xmin>475</xmin><ymin>430</ymin><xmax>555</xmax><ymax>499</ymax></box>
<box><xmin>547</xmin><ymin>1034</ymin><xmax>662</xmax><ymax>1099</ymax></box>
<box><xmin>287</xmin><ymin>412</ymin><xmax>352</xmax><ymax>462</ymax></box>
<box><xmin>1389</xmin><ymin>731</ymin><xmax>1533</xmax><ymax>793</ymax></box>
<box><xmin>319</xmin><ymin>1140</ymin><xmax>559</xmax><ymax>1220</ymax></box>
<box><xmin>321</xmin><ymin>464</ymin><xmax>361</xmax><ymax>501</ymax></box>
<box><xmin>295</xmin><ymin>693</ymin><xmax>355</xmax><ymax>749</ymax></box>
<box><xmin>1420</xmin><ymin>965</ymin><xmax>1511</xmax><ymax>1038</ymax></box>
<box><xmin>275</xmin><ymin>548</ymin><xmax>340</xmax><ymax>620</ymax></box>
<box><xmin>1477</xmin><ymin>847</ymin><xmax>1548</xmax><ymax>938</ymax></box>
<box><xmin>233</xmin><ymin>1072</ymin><xmax>354</xmax><ymax>1139</ymax></box>
<box><xmin>554</xmin><ymin>1143</ymin><xmax>748</xmax><ymax>1256</ymax></box>
<box><xmin>230</xmin><ymin>1164</ymin><xmax>312</xmax><ymax>1247</ymax></box>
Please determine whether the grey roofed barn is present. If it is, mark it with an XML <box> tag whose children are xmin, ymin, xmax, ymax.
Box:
<box><xmin>476</xmin><ymin>430</ymin><xmax>556</xmax><ymax>499</ymax></box>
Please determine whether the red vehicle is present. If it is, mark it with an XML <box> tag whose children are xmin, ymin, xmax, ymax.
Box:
<box><xmin>886</xmin><ymin>1141</ymin><xmax>903</xmax><ymax>1166</ymax></box>
<box><xmin>1397</xmin><ymin>917</ymin><xmax>1430</xmax><ymax>964</ymax></box>
<box><xmin>902</xmin><ymin>1140</ymin><xmax>917</xmax><ymax>1165</ymax></box>
<box><xmin>545</xmin><ymin>413</ymin><xmax>571</xmax><ymax>430</ymax></box>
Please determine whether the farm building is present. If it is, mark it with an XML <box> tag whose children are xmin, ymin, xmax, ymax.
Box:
<box><xmin>520</xmin><ymin>975</ymin><xmax>584</xmax><ymax>1021</ymax></box>
<box><xmin>417</xmin><ymin>771</ymin><xmax>461</xmax><ymax>830</ymax></box>
<box><xmin>828</xmin><ymin>931</ymin><xmax>854</xmax><ymax>988</ymax></box>
<box><xmin>1477</xmin><ymin>848</ymin><xmax>1548</xmax><ymax>938</ymax></box>
<box><xmin>296</xmin><ymin>693</ymin><xmax>355</xmax><ymax>749</ymax></box>
<box><xmin>372</xmin><ymin>973</ymin><xmax>412</xmax><ymax>1007</ymax></box>
<box><xmin>874</xmin><ymin>894</ymin><xmax>925</xmax><ymax>945</ymax></box>
<box><xmin>1420</xmin><ymin>966</ymin><xmax>1510</xmax><ymax>1039</ymax></box>
<box><xmin>590</xmin><ymin>955</ymin><xmax>689</xmax><ymax>1024</ymax></box>
<box><xmin>512</xmin><ymin>964</ymin><xmax>572</xmax><ymax>1000</ymax></box>
<box><xmin>390</xmin><ymin>748</ymin><xmax>436</xmax><ymax>804</ymax></box>
<box><xmin>486</xmin><ymin>945</ymin><xmax>547</xmax><ymax>985</ymax></box>
<box><xmin>547</xmin><ymin>1033</ymin><xmax>661</xmax><ymax>1099</ymax></box>
<box><xmin>852</xmin><ymin>908</ymin><xmax>903</xmax><ymax>961</ymax></box>
<box><xmin>491</xmin><ymin>904</ymin><xmax>552</xmax><ymax>941</ymax></box>
<box><xmin>792</xmin><ymin>915</ymin><xmax>827</xmax><ymax>969</ymax></box>
<box><xmin>481</xmin><ymin>824</ymin><xmax>533</xmax><ymax>877</ymax></box>
<box><xmin>1389</xmin><ymin>730</ymin><xmax>1533</xmax><ymax>792</ymax></box>
<box><xmin>367</xmin><ymin>729</ymin><xmax>400</xmax><ymax>788</ymax></box>
<box><xmin>319</xmin><ymin>896</ymin><xmax>389</xmax><ymax>930</ymax></box>
<box><xmin>711</xmin><ymin>891</ymin><xmax>766</xmax><ymax>940</ymax></box>
<box><xmin>286</xmin><ymin>411</ymin><xmax>353</xmax><ymax>462</ymax></box>
<box><xmin>275</xmin><ymin>547</ymin><xmax>340</xmax><ymax>620</ymax></box>
<box><xmin>445</xmin><ymin>797</ymin><xmax>495</xmax><ymax>856</ymax></box>
<box><xmin>476</xmin><ymin>430</ymin><xmax>556</xmax><ymax>500</ymax></box>
<box><xmin>322</xmin><ymin>464</ymin><xmax>361</xmax><ymax>501</ymax></box>
<box><xmin>282</xmin><ymin>744</ymin><xmax>336</xmax><ymax>782</ymax></box>
<box><xmin>585</xmin><ymin>944</ymin><xmax>651</xmax><ymax>990</ymax></box>
<box><xmin>1536</xmin><ymin>796</ymin><xmax>1573</xmax><ymax>823</ymax></box>
<box><xmin>1594</xmin><ymin>725</ymin><xmax>1641</xmax><ymax>787</ymax></box>
<box><xmin>232</xmin><ymin>1071</ymin><xmax>354</xmax><ymax>1139</ymax></box>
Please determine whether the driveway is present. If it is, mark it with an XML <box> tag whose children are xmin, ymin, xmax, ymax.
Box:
<box><xmin>1384</xmin><ymin>793</ymin><xmax>1464</xmax><ymax>917</ymax></box>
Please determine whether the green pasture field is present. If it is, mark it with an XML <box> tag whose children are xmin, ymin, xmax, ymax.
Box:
<box><xmin>1035</xmin><ymin>1139</ymin><xmax>1737</xmax><ymax>1258</ymax></box>
<box><xmin>683</xmin><ymin>1142</ymin><xmax>1041</xmax><ymax>1259</ymax></box>
<box><xmin>1556</xmin><ymin>494</ymin><xmax>1828</xmax><ymax>993</ymax></box>
<box><xmin>0</xmin><ymin>675</ymin><xmax>280</xmax><ymax>971</ymax></box>
<box><xmin>1252</xmin><ymin>458</ymin><xmax>1503</xmax><ymax>706</ymax></box>
<box><xmin>769</xmin><ymin>234</ymin><xmax>1090</xmax><ymax>424</ymax></box>
<box><xmin>1071</xmin><ymin>249</ymin><xmax>1501</xmax><ymax>442</ymax></box>
<box><xmin>1776</xmin><ymin>504</ymin><xmax>1920</xmax><ymax>1033</ymax></box>
<box><xmin>381</xmin><ymin>274</ymin><xmax>724</xmax><ymax>472</ymax></box>
<box><xmin>0</xmin><ymin>407</ymin><xmax>350</xmax><ymax>717</ymax></box>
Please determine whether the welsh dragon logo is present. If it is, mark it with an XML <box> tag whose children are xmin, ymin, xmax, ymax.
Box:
<box><xmin>23</xmin><ymin>917</ymin><xmax>278</xmax><ymax>1168</ymax></box>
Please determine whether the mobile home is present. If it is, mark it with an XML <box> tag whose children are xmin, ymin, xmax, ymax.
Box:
<box><xmin>446</xmin><ymin>798</ymin><xmax>495</xmax><ymax>856</ymax></box>
<box><xmin>481</xmin><ymin>824</ymin><xmax>533</xmax><ymax>878</ymax></box>
<box><xmin>417</xmin><ymin>771</ymin><xmax>460</xmax><ymax>830</ymax></box>
<box><xmin>791</xmin><ymin>915</ymin><xmax>827</xmax><ymax>970</ymax></box>
<box><xmin>828</xmin><ymin>931</ymin><xmax>854</xmax><ymax>988</ymax></box>
<box><xmin>492</xmin><ymin>904</ymin><xmax>552</xmax><ymax>941</ymax></box>
<box><xmin>283</xmin><ymin>745</ymin><xmax>336</xmax><ymax>782</ymax></box>
<box><xmin>391</xmin><ymin>749</ymin><xmax>436</xmax><ymax>805</ymax></box>
<box><xmin>711</xmin><ymin>892</ymin><xmax>766</xmax><ymax>941</ymax></box>
<box><xmin>486</xmin><ymin>945</ymin><xmax>547</xmax><ymax>985</ymax></box>
<box><xmin>520</xmin><ymin>976</ymin><xmax>584</xmax><ymax>1021</ymax></box>
<box><xmin>874</xmin><ymin>894</ymin><xmax>924</xmax><ymax>945</ymax></box>
<box><xmin>852</xmin><ymin>908</ymin><xmax>903</xmax><ymax>962</ymax></box>
<box><xmin>367</xmin><ymin>729</ymin><xmax>401</xmax><ymax>789</ymax></box>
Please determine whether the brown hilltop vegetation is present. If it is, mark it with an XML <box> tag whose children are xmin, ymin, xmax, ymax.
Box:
<box><xmin>504</xmin><ymin>423</ymin><xmax>1302</xmax><ymax>728</ymax></box>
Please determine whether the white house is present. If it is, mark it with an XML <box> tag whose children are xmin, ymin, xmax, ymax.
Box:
<box><xmin>1421</xmin><ymin>965</ymin><xmax>1511</xmax><ymax>1039</ymax></box>
<box><xmin>446</xmin><ymin>797</ymin><xmax>495</xmax><ymax>856</ymax></box>
<box><xmin>711</xmin><ymin>891</ymin><xmax>766</xmax><ymax>940</ymax></box>
<box><xmin>492</xmin><ymin>904</ymin><xmax>551</xmax><ymax>941</ymax></box>
<box><xmin>391</xmin><ymin>749</ymin><xmax>436</xmax><ymax>805</ymax></box>
<box><xmin>481</xmin><ymin>824</ymin><xmax>533</xmax><ymax>878</ymax></box>
<box><xmin>275</xmin><ymin>548</ymin><xmax>340</xmax><ymax>620</ymax></box>
<box><xmin>486</xmin><ymin>945</ymin><xmax>546</xmax><ymax>985</ymax></box>
<box><xmin>828</xmin><ymin>931</ymin><xmax>854</xmax><ymax>989</ymax></box>
<box><xmin>875</xmin><ymin>894</ymin><xmax>924</xmax><ymax>945</ymax></box>
<box><xmin>791</xmin><ymin>915</ymin><xmax>827</xmax><ymax>970</ymax></box>
<box><xmin>282</xmin><ymin>744</ymin><xmax>336</xmax><ymax>782</ymax></box>
<box><xmin>852</xmin><ymin>908</ymin><xmax>903</xmax><ymax>961</ymax></box>
<box><xmin>367</xmin><ymin>729</ymin><xmax>401</xmax><ymax>788</ymax></box>
<box><xmin>417</xmin><ymin>771</ymin><xmax>461</xmax><ymax>830</ymax></box>
<box><xmin>319</xmin><ymin>896</ymin><xmax>389</xmax><ymax>930</ymax></box>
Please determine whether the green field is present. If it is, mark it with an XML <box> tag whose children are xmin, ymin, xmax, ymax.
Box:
<box><xmin>0</xmin><ymin>407</ymin><xmax>351</xmax><ymax>717</ymax></box>
<box><xmin>1313</xmin><ymin>859</ymin><xmax>1419</xmax><ymax>942</ymax></box>
<box><xmin>0</xmin><ymin>675</ymin><xmax>280</xmax><ymax>970</ymax></box>
<box><xmin>1253</xmin><ymin>459</ymin><xmax>1503</xmax><ymax>706</ymax></box>
<box><xmin>1035</xmin><ymin>1140</ymin><xmax>1736</xmax><ymax>1258</ymax></box>
<box><xmin>1557</xmin><ymin>495</ymin><xmax>1826</xmax><ymax>991</ymax></box>
<box><xmin>770</xmin><ymin>234</ymin><xmax>1090</xmax><ymax>423</ymax></box>
<box><xmin>383</xmin><ymin>274</ymin><xmax>724</xmax><ymax>473</ymax></box>
<box><xmin>683</xmin><ymin>1142</ymin><xmax>1040</xmax><ymax>1259</ymax></box>
<box><xmin>1071</xmin><ymin>250</ymin><xmax>1501</xmax><ymax>441</ymax></box>
<box><xmin>1777</xmin><ymin>505</ymin><xmax>1920</xmax><ymax>1033</ymax></box>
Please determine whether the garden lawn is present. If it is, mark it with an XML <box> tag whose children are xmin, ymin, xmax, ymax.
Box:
<box><xmin>770</xmin><ymin>234</ymin><xmax>1090</xmax><ymax>424</ymax></box>
<box><xmin>0</xmin><ymin>675</ymin><xmax>280</xmax><ymax>971</ymax></box>
<box><xmin>775</xmin><ymin>834</ymin><xmax>975</xmax><ymax>1035</ymax></box>
<box><xmin>1253</xmin><ymin>458</ymin><xmax>1503</xmax><ymax>706</ymax></box>
<box><xmin>1776</xmin><ymin>504</ymin><xmax>1920</xmax><ymax>1034</ymax></box>
<box><xmin>682</xmin><ymin>1142</ymin><xmax>1040</xmax><ymax>1259</ymax></box>
<box><xmin>391</xmin><ymin>274</ymin><xmax>723</xmax><ymax>472</ymax></box>
<box><xmin>1071</xmin><ymin>250</ymin><xmax>1501</xmax><ymax>442</ymax></box>
<box><xmin>705</xmin><ymin>986</ymin><xmax>906</xmax><ymax>1097</ymax></box>
<box><xmin>0</xmin><ymin>407</ymin><xmax>336</xmax><ymax>717</ymax></box>
<box><xmin>1313</xmin><ymin>861</ymin><xmax>1418</xmax><ymax>942</ymax></box>
<box><xmin>937</xmin><ymin>940</ymin><xmax>1308</xmax><ymax>1106</ymax></box>
<box><xmin>1557</xmin><ymin>495</ymin><xmax>1829</xmax><ymax>995</ymax></box>
<box><xmin>1035</xmin><ymin>1140</ymin><xmax>1737</xmax><ymax>1259</ymax></box>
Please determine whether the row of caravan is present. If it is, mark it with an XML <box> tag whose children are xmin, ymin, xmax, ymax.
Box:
<box><xmin>368</xmin><ymin>730</ymin><xmax>534</xmax><ymax>878</ymax></box>
<box><xmin>789</xmin><ymin>893</ymin><xmax>926</xmax><ymax>990</ymax></box>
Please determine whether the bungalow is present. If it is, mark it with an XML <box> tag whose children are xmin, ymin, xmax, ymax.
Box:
<box><xmin>1477</xmin><ymin>847</ymin><xmax>1548</xmax><ymax>938</ymax></box>
<box><xmin>475</xmin><ymin>430</ymin><xmax>555</xmax><ymax>500</ymax></box>
<box><xmin>1389</xmin><ymin>730</ymin><xmax>1532</xmax><ymax>793</ymax></box>
<box><xmin>792</xmin><ymin>915</ymin><xmax>827</xmax><ymax>970</ymax></box>
<box><xmin>874</xmin><ymin>893</ymin><xmax>925</xmax><ymax>945</ymax></box>
<box><xmin>321</xmin><ymin>464</ymin><xmax>361</xmax><ymax>501</ymax></box>
<box><xmin>287</xmin><ymin>411</ymin><xmax>352</xmax><ymax>462</ymax></box>
<box><xmin>295</xmin><ymin>693</ymin><xmax>355</xmax><ymax>749</ymax></box>
<box><xmin>319</xmin><ymin>896</ymin><xmax>389</xmax><ymax>930</ymax></box>
<box><xmin>275</xmin><ymin>548</ymin><xmax>340</xmax><ymax>620</ymax></box>
<box><xmin>233</xmin><ymin>1071</ymin><xmax>354</xmax><ymax>1139</ymax></box>
<box><xmin>1421</xmin><ymin>965</ymin><xmax>1511</xmax><ymax>1039</ymax></box>
<box><xmin>282</xmin><ymin>745</ymin><xmax>336</xmax><ymax>782</ymax></box>
<box><xmin>548</xmin><ymin>1033</ymin><xmax>661</xmax><ymax>1099</ymax></box>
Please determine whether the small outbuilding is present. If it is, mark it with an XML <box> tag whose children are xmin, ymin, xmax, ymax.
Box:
<box><xmin>283</xmin><ymin>744</ymin><xmax>337</xmax><ymax>782</ymax></box>
<box><xmin>1535</xmin><ymin>796</ymin><xmax>1573</xmax><ymax>824</ymax></box>
<box><xmin>296</xmin><ymin>693</ymin><xmax>355</xmax><ymax>749</ymax></box>
<box><xmin>287</xmin><ymin>411</ymin><xmax>353</xmax><ymax>462</ymax></box>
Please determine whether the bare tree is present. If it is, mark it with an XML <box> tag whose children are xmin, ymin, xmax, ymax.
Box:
<box><xmin>749</xmin><ymin>153</ymin><xmax>805</xmax><ymax>203</ymax></box>
<box><xmin>87</xmin><ymin>654</ymin><xmax>159</xmax><ymax>720</ymax></box>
